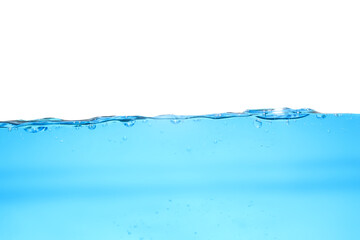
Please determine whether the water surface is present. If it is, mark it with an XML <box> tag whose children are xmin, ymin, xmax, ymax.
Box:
<box><xmin>1</xmin><ymin>108</ymin><xmax>360</xmax><ymax>240</ymax></box>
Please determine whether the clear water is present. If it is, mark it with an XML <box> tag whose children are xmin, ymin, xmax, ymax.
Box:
<box><xmin>1</xmin><ymin>108</ymin><xmax>360</xmax><ymax>240</ymax></box>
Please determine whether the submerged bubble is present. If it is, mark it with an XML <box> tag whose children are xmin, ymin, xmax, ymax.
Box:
<box><xmin>124</xmin><ymin>121</ymin><xmax>135</xmax><ymax>127</ymax></box>
<box><xmin>316</xmin><ymin>114</ymin><xmax>326</xmax><ymax>119</ymax></box>
<box><xmin>171</xmin><ymin>119</ymin><xmax>182</xmax><ymax>124</ymax></box>
<box><xmin>122</xmin><ymin>136</ymin><xmax>128</xmax><ymax>141</ymax></box>
<box><xmin>88</xmin><ymin>124</ymin><xmax>96</xmax><ymax>130</ymax></box>
<box><xmin>253</xmin><ymin>120</ymin><xmax>262</xmax><ymax>128</ymax></box>
<box><xmin>24</xmin><ymin>126</ymin><xmax>48</xmax><ymax>133</ymax></box>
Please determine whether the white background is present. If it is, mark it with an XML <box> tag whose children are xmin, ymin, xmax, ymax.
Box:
<box><xmin>0</xmin><ymin>0</ymin><xmax>359</xmax><ymax>121</ymax></box>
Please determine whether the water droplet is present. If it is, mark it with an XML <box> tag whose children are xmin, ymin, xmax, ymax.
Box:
<box><xmin>253</xmin><ymin>120</ymin><xmax>262</xmax><ymax>128</ymax></box>
<box><xmin>88</xmin><ymin>124</ymin><xmax>96</xmax><ymax>130</ymax></box>
<box><xmin>124</xmin><ymin>120</ymin><xmax>135</xmax><ymax>127</ymax></box>
<box><xmin>316</xmin><ymin>114</ymin><xmax>326</xmax><ymax>119</ymax></box>
<box><xmin>24</xmin><ymin>126</ymin><xmax>48</xmax><ymax>133</ymax></box>
<box><xmin>171</xmin><ymin>119</ymin><xmax>181</xmax><ymax>124</ymax></box>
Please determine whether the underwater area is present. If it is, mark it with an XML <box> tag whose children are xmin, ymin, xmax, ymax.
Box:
<box><xmin>1</xmin><ymin>108</ymin><xmax>360</xmax><ymax>240</ymax></box>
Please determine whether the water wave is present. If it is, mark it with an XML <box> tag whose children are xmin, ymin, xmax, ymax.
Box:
<box><xmin>0</xmin><ymin>108</ymin><xmax>316</xmax><ymax>129</ymax></box>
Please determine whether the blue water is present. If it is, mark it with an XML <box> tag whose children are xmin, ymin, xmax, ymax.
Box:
<box><xmin>1</xmin><ymin>108</ymin><xmax>360</xmax><ymax>240</ymax></box>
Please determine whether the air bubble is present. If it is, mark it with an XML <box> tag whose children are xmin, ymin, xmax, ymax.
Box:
<box><xmin>253</xmin><ymin>120</ymin><xmax>262</xmax><ymax>128</ymax></box>
<box><xmin>316</xmin><ymin>114</ymin><xmax>326</xmax><ymax>119</ymax></box>
<box><xmin>24</xmin><ymin>126</ymin><xmax>48</xmax><ymax>133</ymax></box>
<box><xmin>124</xmin><ymin>121</ymin><xmax>135</xmax><ymax>127</ymax></box>
<box><xmin>88</xmin><ymin>124</ymin><xmax>96</xmax><ymax>130</ymax></box>
<box><xmin>171</xmin><ymin>119</ymin><xmax>181</xmax><ymax>124</ymax></box>
<box><xmin>122</xmin><ymin>136</ymin><xmax>128</xmax><ymax>141</ymax></box>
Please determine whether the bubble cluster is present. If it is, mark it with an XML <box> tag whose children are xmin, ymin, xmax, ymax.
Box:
<box><xmin>24</xmin><ymin>126</ymin><xmax>48</xmax><ymax>133</ymax></box>
<box><xmin>316</xmin><ymin>114</ymin><xmax>326</xmax><ymax>119</ymax></box>
<box><xmin>124</xmin><ymin>121</ymin><xmax>135</xmax><ymax>127</ymax></box>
